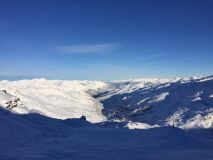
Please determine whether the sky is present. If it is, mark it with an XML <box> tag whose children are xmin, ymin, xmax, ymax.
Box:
<box><xmin>0</xmin><ymin>0</ymin><xmax>213</xmax><ymax>80</ymax></box>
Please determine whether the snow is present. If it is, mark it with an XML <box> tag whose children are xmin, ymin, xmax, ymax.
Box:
<box><xmin>112</xmin><ymin>78</ymin><xmax>170</xmax><ymax>83</ymax></box>
<box><xmin>149</xmin><ymin>92</ymin><xmax>170</xmax><ymax>103</ymax></box>
<box><xmin>98</xmin><ymin>75</ymin><xmax>213</xmax><ymax>129</ymax></box>
<box><xmin>192</xmin><ymin>91</ymin><xmax>203</xmax><ymax>102</ymax></box>
<box><xmin>166</xmin><ymin>108</ymin><xmax>189</xmax><ymax>127</ymax></box>
<box><xmin>0</xmin><ymin>75</ymin><xmax>213</xmax><ymax>127</ymax></box>
<box><xmin>0</xmin><ymin>108</ymin><xmax>213</xmax><ymax>160</ymax></box>
<box><xmin>0</xmin><ymin>76</ymin><xmax>213</xmax><ymax>159</ymax></box>
<box><xmin>137</xmin><ymin>98</ymin><xmax>149</xmax><ymax>105</ymax></box>
<box><xmin>0</xmin><ymin>79</ymin><xmax>110</xmax><ymax>123</ymax></box>
<box><xmin>0</xmin><ymin>90</ymin><xmax>28</xmax><ymax>114</ymax></box>
<box><xmin>192</xmin><ymin>97</ymin><xmax>202</xmax><ymax>102</ymax></box>
<box><xmin>125</xmin><ymin>121</ymin><xmax>160</xmax><ymax>129</ymax></box>
<box><xmin>122</xmin><ymin>96</ymin><xmax>129</xmax><ymax>100</ymax></box>
<box><xmin>197</xmin><ymin>76</ymin><xmax>213</xmax><ymax>82</ymax></box>
<box><xmin>182</xmin><ymin>113</ymin><xmax>213</xmax><ymax>128</ymax></box>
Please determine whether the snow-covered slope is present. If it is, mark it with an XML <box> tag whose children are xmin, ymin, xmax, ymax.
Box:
<box><xmin>0</xmin><ymin>79</ymin><xmax>110</xmax><ymax>123</ymax></box>
<box><xmin>98</xmin><ymin>76</ymin><xmax>213</xmax><ymax>128</ymax></box>
<box><xmin>0</xmin><ymin>76</ymin><xmax>213</xmax><ymax>159</ymax></box>
<box><xmin>0</xmin><ymin>76</ymin><xmax>213</xmax><ymax>128</ymax></box>
<box><xmin>0</xmin><ymin>108</ymin><xmax>213</xmax><ymax>160</ymax></box>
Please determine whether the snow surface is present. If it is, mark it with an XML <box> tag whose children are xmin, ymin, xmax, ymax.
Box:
<box><xmin>0</xmin><ymin>76</ymin><xmax>213</xmax><ymax>159</ymax></box>
<box><xmin>148</xmin><ymin>92</ymin><xmax>169</xmax><ymax>103</ymax></box>
<box><xmin>125</xmin><ymin>121</ymin><xmax>160</xmax><ymax>129</ymax></box>
<box><xmin>0</xmin><ymin>79</ymin><xmax>110</xmax><ymax>122</ymax></box>
<box><xmin>0</xmin><ymin>108</ymin><xmax>213</xmax><ymax>160</ymax></box>
<box><xmin>0</xmin><ymin>76</ymin><xmax>213</xmax><ymax>127</ymax></box>
<box><xmin>98</xmin><ymin>75</ymin><xmax>213</xmax><ymax>129</ymax></box>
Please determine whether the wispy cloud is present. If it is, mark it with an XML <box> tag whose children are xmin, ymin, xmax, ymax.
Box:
<box><xmin>140</xmin><ymin>61</ymin><xmax>167</xmax><ymax>67</ymax></box>
<box><xmin>56</xmin><ymin>43</ymin><xmax>120</xmax><ymax>54</ymax></box>
<box><xmin>142</xmin><ymin>53</ymin><xmax>169</xmax><ymax>60</ymax></box>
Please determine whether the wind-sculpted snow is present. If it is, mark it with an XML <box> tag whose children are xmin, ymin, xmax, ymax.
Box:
<box><xmin>0</xmin><ymin>79</ymin><xmax>110</xmax><ymax>123</ymax></box>
<box><xmin>98</xmin><ymin>76</ymin><xmax>213</xmax><ymax>128</ymax></box>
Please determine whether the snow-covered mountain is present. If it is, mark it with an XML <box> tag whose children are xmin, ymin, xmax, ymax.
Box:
<box><xmin>0</xmin><ymin>76</ymin><xmax>213</xmax><ymax>160</ymax></box>
<box><xmin>98</xmin><ymin>76</ymin><xmax>213</xmax><ymax>128</ymax></box>
<box><xmin>0</xmin><ymin>79</ymin><xmax>110</xmax><ymax>122</ymax></box>
<box><xmin>0</xmin><ymin>76</ymin><xmax>213</xmax><ymax>128</ymax></box>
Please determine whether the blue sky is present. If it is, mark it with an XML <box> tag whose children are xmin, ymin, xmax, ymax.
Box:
<box><xmin>0</xmin><ymin>0</ymin><xmax>213</xmax><ymax>80</ymax></box>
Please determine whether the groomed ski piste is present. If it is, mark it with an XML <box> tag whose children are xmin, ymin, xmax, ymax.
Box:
<box><xmin>0</xmin><ymin>76</ymin><xmax>213</xmax><ymax>160</ymax></box>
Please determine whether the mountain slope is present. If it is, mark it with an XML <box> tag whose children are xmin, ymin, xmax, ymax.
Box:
<box><xmin>0</xmin><ymin>76</ymin><xmax>213</xmax><ymax>128</ymax></box>
<box><xmin>98</xmin><ymin>76</ymin><xmax>213</xmax><ymax>128</ymax></box>
<box><xmin>0</xmin><ymin>76</ymin><xmax>213</xmax><ymax>159</ymax></box>
<box><xmin>0</xmin><ymin>108</ymin><xmax>213</xmax><ymax>160</ymax></box>
<box><xmin>0</xmin><ymin>79</ymin><xmax>110</xmax><ymax>122</ymax></box>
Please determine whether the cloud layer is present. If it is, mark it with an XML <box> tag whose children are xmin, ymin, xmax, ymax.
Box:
<box><xmin>56</xmin><ymin>43</ymin><xmax>119</xmax><ymax>54</ymax></box>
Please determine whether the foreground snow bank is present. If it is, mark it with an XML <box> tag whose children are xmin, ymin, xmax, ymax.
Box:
<box><xmin>0</xmin><ymin>108</ymin><xmax>213</xmax><ymax>160</ymax></box>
